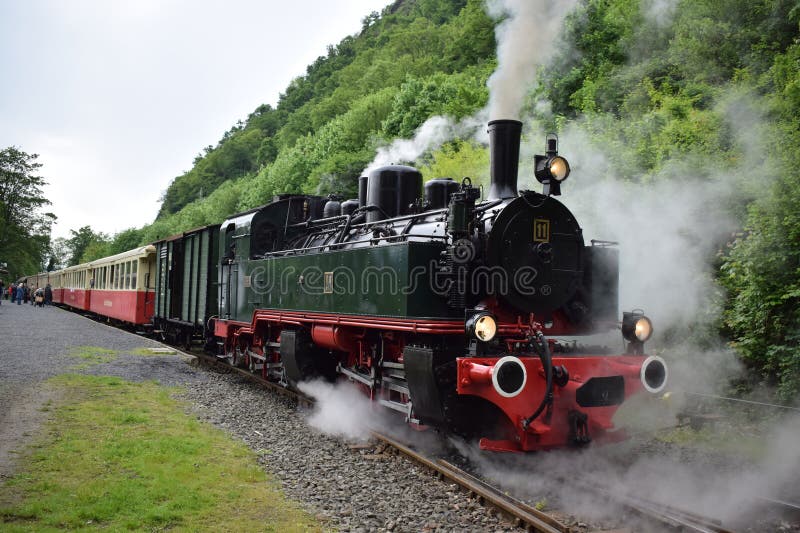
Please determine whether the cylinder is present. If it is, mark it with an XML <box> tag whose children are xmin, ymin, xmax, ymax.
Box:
<box><xmin>366</xmin><ymin>165</ymin><xmax>422</xmax><ymax>223</ymax></box>
<box><xmin>424</xmin><ymin>177</ymin><xmax>460</xmax><ymax>209</ymax></box>
<box><xmin>323</xmin><ymin>199</ymin><xmax>341</xmax><ymax>218</ymax></box>
<box><xmin>311</xmin><ymin>324</ymin><xmax>358</xmax><ymax>353</ymax></box>
<box><xmin>341</xmin><ymin>199</ymin><xmax>359</xmax><ymax>216</ymax></box>
<box><xmin>487</xmin><ymin>119</ymin><xmax>522</xmax><ymax>201</ymax></box>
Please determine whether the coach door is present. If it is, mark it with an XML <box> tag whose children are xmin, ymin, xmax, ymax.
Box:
<box><xmin>220</xmin><ymin>224</ymin><xmax>237</xmax><ymax>319</ymax></box>
<box><xmin>168</xmin><ymin>240</ymin><xmax>184</xmax><ymax>319</ymax></box>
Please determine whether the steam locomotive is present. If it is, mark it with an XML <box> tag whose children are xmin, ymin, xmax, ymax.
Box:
<box><xmin>30</xmin><ymin>120</ymin><xmax>668</xmax><ymax>452</ymax></box>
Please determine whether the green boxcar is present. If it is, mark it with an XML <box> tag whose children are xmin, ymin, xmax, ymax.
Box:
<box><xmin>153</xmin><ymin>224</ymin><xmax>220</xmax><ymax>345</ymax></box>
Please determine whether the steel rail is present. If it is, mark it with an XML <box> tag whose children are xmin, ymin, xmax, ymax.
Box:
<box><xmin>370</xmin><ymin>431</ymin><xmax>566</xmax><ymax>533</ymax></box>
<box><xmin>579</xmin><ymin>478</ymin><xmax>735</xmax><ymax>533</ymax></box>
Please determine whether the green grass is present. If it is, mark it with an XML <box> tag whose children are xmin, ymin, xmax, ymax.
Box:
<box><xmin>0</xmin><ymin>374</ymin><xmax>320</xmax><ymax>532</ymax></box>
<box><xmin>655</xmin><ymin>425</ymin><xmax>767</xmax><ymax>460</ymax></box>
<box><xmin>130</xmin><ymin>347</ymin><xmax>178</xmax><ymax>357</ymax></box>
<box><xmin>67</xmin><ymin>346</ymin><xmax>118</xmax><ymax>369</ymax></box>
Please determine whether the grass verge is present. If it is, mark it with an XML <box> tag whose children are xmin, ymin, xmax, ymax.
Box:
<box><xmin>0</xmin><ymin>374</ymin><xmax>320</xmax><ymax>532</ymax></box>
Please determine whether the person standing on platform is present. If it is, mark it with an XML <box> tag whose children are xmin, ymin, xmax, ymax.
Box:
<box><xmin>44</xmin><ymin>283</ymin><xmax>52</xmax><ymax>306</ymax></box>
<box><xmin>16</xmin><ymin>283</ymin><xmax>24</xmax><ymax>305</ymax></box>
<box><xmin>0</xmin><ymin>280</ymin><xmax>4</xmax><ymax>305</ymax></box>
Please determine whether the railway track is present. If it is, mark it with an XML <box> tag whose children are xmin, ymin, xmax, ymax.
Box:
<box><xmin>372</xmin><ymin>431</ymin><xmax>568</xmax><ymax>533</ymax></box>
<box><xmin>185</xmin><ymin>347</ymin><xmax>757</xmax><ymax>532</ymax></box>
<box><xmin>188</xmin><ymin>349</ymin><xmax>570</xmax><ymax>531</ymax></box>
<box><xmin>95</xmin><ymin>328</ymin><xmax>794</xmax><ymax>533</ymax></box>
<box><xmin>581</xmin><ymin>481</ymin><xmax>734</xmax><ymax>533</ymax></box>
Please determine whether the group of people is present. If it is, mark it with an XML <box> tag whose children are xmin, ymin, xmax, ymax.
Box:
<box><xmin>0</xmin><ymin>280</ymin><xmax>52</xmax><ymax>307</ymax></box>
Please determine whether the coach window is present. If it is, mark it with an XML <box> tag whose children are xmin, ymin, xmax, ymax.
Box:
<box><xmin>131</xmin><ymin>261</ymin><xmax>138</xmax><ymax>289</ymax></box>
<box><xmin>124</xmin><ymin>261</ymin><xmax>130</xmax><ymax>289</ymax></box>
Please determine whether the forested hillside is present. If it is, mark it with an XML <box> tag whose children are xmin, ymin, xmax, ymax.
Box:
<box><xmin>77</xmin><ymin>0</ymin><xmax>798</xmax><ymax>398</ymax></box>
<box><xmin>155</xmin><ymin>0</ymin><xmax>494</xmax><ymax>221</ymax></box>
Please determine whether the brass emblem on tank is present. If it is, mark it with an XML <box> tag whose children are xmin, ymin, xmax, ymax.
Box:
<box><xmin>533</xmin><ymin>218</ymin><xmax>551</xmax><ymax>243</ymax></box>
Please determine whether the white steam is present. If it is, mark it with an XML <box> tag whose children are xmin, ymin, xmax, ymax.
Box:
<box><xmin>641</xmin><ymin>0</ymin><xmax>679</xmax><ymax>27</ymax></box>
<box><xmin>364</xmin><ymin>112</ymin><xmax>488</xmax><ymax>175</ymax></box>
<box><xmin>297</xmin><ymin>379</ymin><xmax>378</xmax><ymax>441</ymax></box>
<box><xmin>365</xmin><ymin>116</ymin><xmax>457</xmax><ymax>174</ymax></box>
<box><xmin>455</xmin><ymin>412</ymin><xmax>800</xmax><ymax>528</ymax></box>
<box><xmin>486</xmin><ymin>0</ymin><xmax>578</xmax><ymax>120</ymax></box>
<box><xmin>362</xmin><ymin>0</ymin><xmax>580</xmax><ymax>173</ymax></box>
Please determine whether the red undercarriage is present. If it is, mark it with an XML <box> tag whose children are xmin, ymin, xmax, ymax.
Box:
<box><xmin>214</xmin><ymin>310</ymin><xmax>653</xmax><ymax>452</ymax></box>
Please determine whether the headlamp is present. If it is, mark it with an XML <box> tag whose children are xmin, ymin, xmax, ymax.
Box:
<box><xmin>466</xmin><ymin>312</ymin><xmax>497</xmax><ymax>342</ymax></box>
<box><xmin>534</xmin><ymin>134</ymin><xmax>570</xmax><ymax>196</ymax></box>
<box><xmin>535</xmin><ymin>155</ymin><xmax>571</xmax><ymax>183</ymax></box>
<box><xmin>622</xmin><ymin>311</ymin><xmax>653</xmax><ymax>343</ymax></box>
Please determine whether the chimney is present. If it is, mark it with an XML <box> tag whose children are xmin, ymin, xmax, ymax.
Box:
<box><xmin>487</xmin><ymin>119</ymin><xmax>522</xmax><ymax>200</ymax></box>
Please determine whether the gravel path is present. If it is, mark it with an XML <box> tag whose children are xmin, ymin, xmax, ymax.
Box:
<box><xmin>0</xmin><ymin>302</ymin><xmax>193</xmax><ymax>479</ymax></box>
<box><xmin>0</xmin><ymin>302</ymin><xmax>525</xmax><ymax>531</ymax></box>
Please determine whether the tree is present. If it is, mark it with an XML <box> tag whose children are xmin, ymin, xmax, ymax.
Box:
<box><xmin>65</xmin><ymin>226</ymin><xmax>108</xmax><ymax>266</ymax></box>
<box><xmin>47</xmin><ymin>237</ymin><xmax>70</xmax><ymax>271</ymax></box>
<box><xmin>0</xmin><ymin>146</ymin><xmax>55</xmax><ymax>278</ymax></box>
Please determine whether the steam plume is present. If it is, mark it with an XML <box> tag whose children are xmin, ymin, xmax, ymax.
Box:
<box><xmin>486</xmin><ymin>0</ymin><xmax>578</xmax><ymax>120</ymax></box>
<box><xmin>297</xmin><ymin>379</ymin><xmax>377</xmax><ymax>441</ymax></box>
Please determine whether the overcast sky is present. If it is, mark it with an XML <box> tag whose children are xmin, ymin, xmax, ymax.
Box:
<box><xmin>0</xmin><ymin>0</ymin><xmax>391</xmax><ymax>240</ymax></box>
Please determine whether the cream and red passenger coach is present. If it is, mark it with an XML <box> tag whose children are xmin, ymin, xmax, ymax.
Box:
<box><xmin>86</xmin><ymin>246</ymin><xmax>156</xmax><ymax>324</ymax></box>
<box><xmin>60</xmin><ymin>264</ymin><xmax>91</xmax><ymax>310</ymax></box>
<box><xmin>46</xmin><ymin>245</ymin><xmax>157</xmax><ymax>324</ymax></box>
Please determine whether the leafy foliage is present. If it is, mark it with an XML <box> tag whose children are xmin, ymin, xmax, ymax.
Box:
<box><xmin>155</xmin><ymin>0</ymin><xmax>495</xmax><ymax>218</ymax></box>
<box><xmin>538</xmin><ymin>0</ymin><xmax>800</xmax><ymax>397</ymax></box>
<box><xmin>0</xmin><ymin>147</ymin><xmax>55</xmax><ymax>279</ymax></box>
<box><xmin>720</xmin><ymin>42</ymin><xmax>800</xmax><ymax>399</ymax></box>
